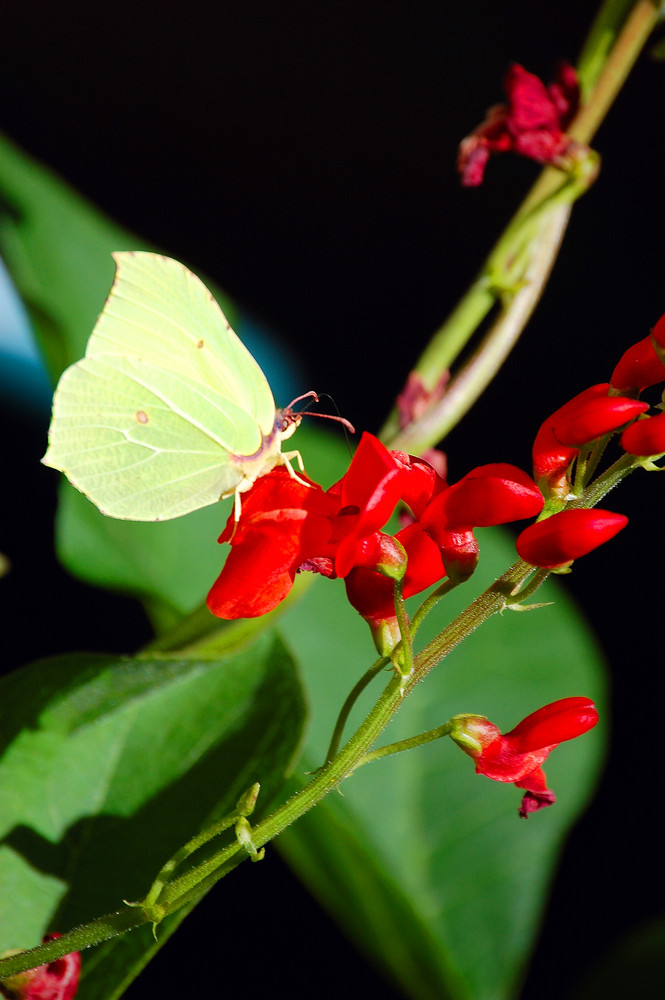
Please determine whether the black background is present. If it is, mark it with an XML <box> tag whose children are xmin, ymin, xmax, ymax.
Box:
<box><xmin>2</xmin><ymin>2</ymin><xmax>664</xmax><ymax>998</ymax></box>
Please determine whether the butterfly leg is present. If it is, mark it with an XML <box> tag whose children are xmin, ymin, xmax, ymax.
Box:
<box><xmin>282</xmin><ymin>450</ymin><xmax>313</xmax><ymax>488</ymax></box>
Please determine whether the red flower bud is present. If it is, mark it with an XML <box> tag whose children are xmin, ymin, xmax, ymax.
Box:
<box><xmin>611</xmin><ymin>333</ymin><xmax>665</xmax><ymax>391</ymax></box>
<box><xmin>620</xmin><ymin>411</ymin><xmax>665</xmax><ymax>456</ymax></box>
<box><xmin>0</xmin><ymin>935</ymin><xmax>81</xmax><ymax>1000</ymax></box>
<box><xmin>344</xmin><ymin>522</ymin><xmax>446</xmax><ymax>638</ymax></box>
<box><xmin>533</xmin><ymin>384</ymin><xmax>610</xmax><ymax>488</ymax></box>
<box><xmin>550</xmin><ymin>396</ymin><xmax>648</xmax><ymax>447</ymax></box>
<box><xmin>450</xmin><ymin>697</ymin><xmax>598</xmax><ymax>817</ymax></box>
<box><xmin>532</xmin><ymin>384</ymin><xmax>646</xmax><ymax>493</ymax></box>
<box><xmin>516</xmin><ymin>509</ymin><xmax>628</xmax><ymax>568</ymax></box>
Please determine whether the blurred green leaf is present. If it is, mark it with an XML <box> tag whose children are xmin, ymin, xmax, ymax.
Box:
<box><xmin>0</xmin><ymin>631</ymin><xmax>306</xmax><ymax>1000</ymax></box>
<box><xmin>276</xmin><ymin>528</ymin><xmax>607</xmax><ymax>1000</ymax></box>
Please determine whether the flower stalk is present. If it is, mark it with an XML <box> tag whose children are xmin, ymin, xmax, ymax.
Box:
<box><xmin>379</xmin><ymin>0</ymin><xmax>660</xmax><ymax>454</ymax></box>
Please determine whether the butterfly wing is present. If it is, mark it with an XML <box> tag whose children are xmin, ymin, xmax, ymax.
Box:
<box><xmin>88</xmin><ymin>252</ymin><xmax>276</xmax><ymax>436</ymax></box>
<box><xmin>43</xmin><ymin>253</ymin><xmax>281</xmax><ymax>521</ymax></box>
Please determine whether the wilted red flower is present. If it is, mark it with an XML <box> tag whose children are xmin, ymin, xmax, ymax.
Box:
<box><xmin>458</xmin><ymin>62</ymin><xmax>580</xmax><ymax>186</ymax></box>
<box><xmin>532</xmin><ymin>384</ymin><xmax>647</xmax><ymax>495</ymax></box>
<box><xmin>620</xmin><ymin>411</ymin><xmax>665</xmax><ymax>456</ymax></box>
<box><xmin>0</xmin><ymin>935</ymin><xmax>80</xmax><ymax>1000</ymax></box>
<box><xmin>611</xmin><ymin>313</ymin><xmax>665</xmax><ymax>391</ymax></box>
<box><xmin>516</xmin><ymin>508</ymin><xmax>628</xmax><ymax>568</ymax></box>
<box><xmin>450</xmin><ymin>697</ymin><xmax>598</xmax><ymax>816</ymax></box>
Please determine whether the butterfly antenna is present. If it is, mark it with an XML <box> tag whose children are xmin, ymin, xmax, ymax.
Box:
<box><xmin>286</xmin><ymin>391</ymin><xmax>355</xmax><ymax>435</ymax></box>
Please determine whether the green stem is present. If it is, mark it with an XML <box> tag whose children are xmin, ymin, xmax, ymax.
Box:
<box><xmin>356</xmin><ymin>722</ymin><xmax>454</xmax><ymax>769</ymax></box>
<box><xmin>323</xmin><ymin>655</ymin><xmax>389</xmax><ymax>765</ymax></box>
<box><xmin>409</xmin><ymin>577</ymin><xmax>462</xmax><ymax>637</ymax></box>
<box><xmin>392</xmin><ymin>576</ymin><xmax>414</xmax><ymax>680</ymax></box>
<box><xmin>378</xmin><ymin>0</ymin><xmax>659</xmax><ymax>452</ymax></box>
<box><xmin>0</xmin><ymin>909</ymin><xmax>145</xmax><ymax>979</ymax></box>
<box><xmin>570</xmin><ymin>0</ymin><xmax>662</xmax><ymax>143</ymax></box>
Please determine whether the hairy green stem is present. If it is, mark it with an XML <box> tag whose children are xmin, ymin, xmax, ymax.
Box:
<box><xmin>323</xmin><ymin>655</ymin><xmax>389</xmax><ymax>765</ymax></box>
<box><xmin>357</xmin><ymin>722</ymin><xmax>454</xmax><ymax>769</ymax></box>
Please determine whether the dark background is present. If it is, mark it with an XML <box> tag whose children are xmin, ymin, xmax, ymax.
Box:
<box><xmin>2</xmin><ymin>2</ymin><xmax>664</xmax><ymax>998</ymax></box>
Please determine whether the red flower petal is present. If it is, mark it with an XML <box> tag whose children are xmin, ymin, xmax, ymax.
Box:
<box><xmin>208</xmin><ymin>467</ymin><xmax>339</xmax><ymax>619</ymax></box>
<box><xmin>505</xmin><ymin>697</ymin><xmax>599</xmax><ymax>753</ymax></box>
<box><xmin>435</xmin><ymin>463</ymin><xmax>544</xmax><ymax>527</ymax></box>
<box><xmin>333</xmin><ymin>433</ymin><xmax>407</xmax><ymax>576</ymax></box>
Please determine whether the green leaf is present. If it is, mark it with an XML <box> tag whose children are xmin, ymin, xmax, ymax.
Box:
<box><xmin>275</xmin><ymin>528</ymin><xmax>607</xmax><ymax>1000</ymax></box>
<box><xmin>0</xmin><ymin>631</ymin><xmax>306</xmax><ymax>1000</ymax></box>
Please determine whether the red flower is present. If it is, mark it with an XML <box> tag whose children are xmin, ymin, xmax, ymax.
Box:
<box><xmin>458</xmin><ymin>62</ymin><xmax>580</xmax><ymax>187</ymax></box>
<box><xmin>532</xmin><ymin>384</ymin><xmax>647</xmax><ymax>495</ymax></box>
<box><xmin>0</xmin><ymin>936</ymin><xmax>80</xmax><ymax>1000</ymax></box>
<box><xmin>620</xmin><ymin>411</ymin><xmax>665</xmax><ymax>456</ymax></box>
<box><xmin>516</xmin><ymin>508</ymin><xmax>628</xmax><ymax>568</ymax></box>
<box><xmin>207</xmin><ymin>432</ymin><xmax>543</xmax><ymax>642</ymax></box>
<box><xmin>450</xmin><ymin>697</ymin><xmax>598</xmax><ymax>817</ymax></box>
<box><xmin>207</xmin><ymin>469</ymin><xmax>339</xmax><ymax>618</ymax></box>
<box><xmin>207</xmin><ymin>433</ymin><xmax>417</xmax><ymax>620</ymax></box>
<box><xmin>611</xmin><ymin>313</ymin><xmax>665</xmax><ymax>391</ymax></box>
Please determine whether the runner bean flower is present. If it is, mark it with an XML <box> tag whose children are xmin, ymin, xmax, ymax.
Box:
<box><xmin>449</xmin><ymin>697</ymin><xmax>599</xmax><ymax>816</ymax></box>
<box><xmin>207</xmin><ymin>433</ymin><xmax>544</xmax><ymax>651</ymax></box>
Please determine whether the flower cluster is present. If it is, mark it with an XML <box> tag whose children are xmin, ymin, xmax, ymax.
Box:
<box><xmin>513</xmin><ymin>312</ymin><xmax>665</xmax><ymax>569</ymax></box>
<box><xmin>208</xmin><ymin>432</ymin><xmax>544</xmax><ymax>650</ymax></box>
<box><xmin>458</xmin><ymin>62</ymin><xmax>581</xmax><ymax>186</ymax></box>
<box><xmin>0</xmin><ymin>936</ymin><xmax>80</xmax><ymax>1000</ymax></box>
<box><xmin>450</xmin><ymin>697</ymin><xmax>599</xmax><ymax>817</ymax></box>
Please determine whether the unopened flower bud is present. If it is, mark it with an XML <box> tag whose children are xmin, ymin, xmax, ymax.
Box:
<box><xmin>620</xmin><ymin>411</ymin><xmax>665</xmax><ymax>456</ymax></box>
<box><xmin>516</xmin><ymin>509</ymin><xmax>628</xmax><ymax>568</ymax></box>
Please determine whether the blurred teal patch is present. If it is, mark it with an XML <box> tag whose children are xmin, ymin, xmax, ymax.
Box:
<box><xmin>0</xmin><ymin>257</ymin><xmax>53</xmax><ymax>413</ymax></box>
